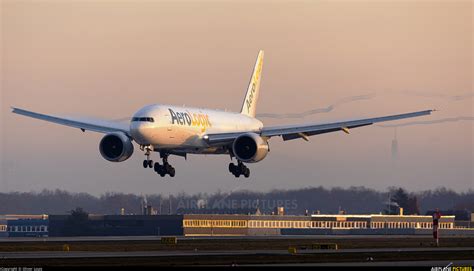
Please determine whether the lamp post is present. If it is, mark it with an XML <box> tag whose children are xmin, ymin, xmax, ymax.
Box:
<box><xmin>432</xmin><ymin>209</ymin><xmax>441</xmax><ymax>247</ymax></box>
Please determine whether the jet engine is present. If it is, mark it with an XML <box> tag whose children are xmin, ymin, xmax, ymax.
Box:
<box><xmin>99</xmin><ymin>132</ymin><xmax>134</xmax><ymax>162</ymax></box>
<box><xmin>232</xmin><ymin>133</ymin><xmax>269</xmax><ymax>163</ymax></box>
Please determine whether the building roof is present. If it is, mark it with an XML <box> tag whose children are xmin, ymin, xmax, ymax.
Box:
<box><xmin>1</xmin><ymin>214</ymin><xmax>48</xmax><ymax>220</ymax></box>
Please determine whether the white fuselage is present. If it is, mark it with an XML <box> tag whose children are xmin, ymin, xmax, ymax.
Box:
<box><xmin>129</xmin><ymin>104</ymin><xmax>263</xmax><ymax>154</ymax></box>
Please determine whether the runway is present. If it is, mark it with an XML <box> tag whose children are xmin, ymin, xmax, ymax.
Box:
<box><xmin>0</xmin><ymin>234</ymin><xmax>456</xmax><ymax>243</ymax></box>
<box><xmin>1</xmin><ymin>235</ymin><xmax>473</xmax><ymax>266</ymax></box>
<box><xmin>2</xmin><ymin>247</ymin><xmax>474</xmax><ymax>259</ymax></box>
<box><xmin>243</xmin><ymin>260</ymin><xmax>474</xmax><ymax>267</ymax></box>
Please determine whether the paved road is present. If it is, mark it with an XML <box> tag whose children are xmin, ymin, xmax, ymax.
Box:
<box><xmin>1</xmin><ymin>247</ymin><xmax>473</xmax><ymax>259</ymax></box>
<box><xmin>0</xmin><ymin>234</ymin><xmax>461</xmax><ymax>243</ymax></box>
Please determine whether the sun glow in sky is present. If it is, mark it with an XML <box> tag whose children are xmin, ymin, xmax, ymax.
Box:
<box><xmin>1</xmin><ymin>1</ymin><xmax>472</xmax><ymax>195</ymax></box>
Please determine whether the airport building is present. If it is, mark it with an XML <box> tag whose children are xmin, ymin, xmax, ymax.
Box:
<box><xmin>183</xmin><ymin>214</ymin><xmax>311</xmax><ymax>236</ymax></box>
<box><xmin>182</xmin><ymin>213</ymin><xmax>457</xmax><ymax>236</ymax></box>
<box><xmin>2</xmin><ymin>215</ymin><xmax>49</xmax><ymax>237</ymax></box>
<box><xmin>2</xmin><ymin>211</ymin><xmax>473</xmax><ymax>237</ymax></box>
<box><xmin>0</xmin><ymin>217</ymin><xmax>7</xmax><ymax>237</ymax></box>
<box><xmin>48</xmin><ymin>214</ymin><xmax>183</xmax><ymax>237</ymax></box>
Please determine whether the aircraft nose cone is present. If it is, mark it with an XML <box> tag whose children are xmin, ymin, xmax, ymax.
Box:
<box><xmin>130</xmin><ymin>123</ymin><xmax>152</xmax><ymax>145</ymax></box>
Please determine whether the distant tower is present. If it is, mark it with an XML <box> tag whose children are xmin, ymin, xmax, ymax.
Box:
<box><xmin>158</xmin><ymin>199</ymin><xmax>162</xmax><ymax>215</ymax></box>
<box><xmin>141</xmin><ymin>195</ymin><xmax>152</xmax><ymax>215</ymax></box>
<box><xmin>391</xmin><ymin>128</ymin><xmax>399</xmax><ymax>160</ymax></box>
<box><xmin>141</xmin><ymin>194</ymin><xmax>147</xmax><ymax>215</ymax></box>
<box><xmin>168</xmin><ymin>195</ymin><xmax>173</xmax><ymax>215</ymax></box>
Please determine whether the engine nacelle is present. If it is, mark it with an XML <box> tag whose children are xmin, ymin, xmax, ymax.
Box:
<box><xmin>99</xmin><ymin>132</ymin><xmax>134</xmax><ymax>162</ymax></box>
<box><xmin>232</xmin><ymin>133</ymin><xmax>269</xmax><ymax>163</ymax></box>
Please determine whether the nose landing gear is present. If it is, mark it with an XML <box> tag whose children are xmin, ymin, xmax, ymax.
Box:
<box><xmin>229</xmin><ymin>161</ymin><xmax>250</xmax><ymax>178</ymax></box>
<box><xmin>141</xmin><ymin>145</ymin><xmax>153</xmax><ymax>168</ymax></box>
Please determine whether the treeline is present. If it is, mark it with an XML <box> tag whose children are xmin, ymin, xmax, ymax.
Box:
<box><xmin>0</xmin><ymin>186</ymin><xmax>472</xmax><ymax>216</ymax></box>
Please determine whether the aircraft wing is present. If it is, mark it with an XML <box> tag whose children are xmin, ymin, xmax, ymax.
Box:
<box><xmin>12</xmin><ymin>107</ymin><xmax>130</xmax><ymax>136</ymax></box>
<box><xmin>261</xmin><ymin>110</ymin><xmax>433</xmax><ymax>140</ymax></box>
<box><xmin>205</xmin><ymin>110</ymin><xmax>433</xmax><ymax>144</ymax></box>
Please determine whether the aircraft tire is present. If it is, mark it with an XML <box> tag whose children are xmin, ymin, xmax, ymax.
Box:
<box><xmin>154</xmin><ymin>162</ymin><xmax>161</xmax><ymax>172</ymax></box>
<box><xmin>169</xmin><ymin>167</ymin><xmax>176</xmax><ymax>177</ymax></box>
<box><xmin>244</xmin><ymin>168</ymin><xmax>250</xmax><ymax>178</ymax></box>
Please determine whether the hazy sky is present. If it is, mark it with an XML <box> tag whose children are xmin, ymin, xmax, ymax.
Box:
<box><xmin>1</xmin><ymin>0</ymin><xmax>472</xmax><ymax>196</ymax></box>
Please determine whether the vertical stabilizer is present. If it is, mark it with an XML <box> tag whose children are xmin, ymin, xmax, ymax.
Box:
<box><xmin>240</xmin><ymin>50</ymin><xmax>264</xmax><ymax>117</ymax></box>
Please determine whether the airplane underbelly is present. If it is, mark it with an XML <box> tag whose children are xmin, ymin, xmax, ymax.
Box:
<box><xmin>153</xmin><ymin>125</ymin><xmax>205</xmax><ymax>149</ymax></box>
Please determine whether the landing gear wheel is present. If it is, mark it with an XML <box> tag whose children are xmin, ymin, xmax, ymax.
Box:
<box><xmin>163</xmin><ymin>163</ymin><xmax>175</xmax><ymax>177</ymax></box>
<box><xmin>143</xmin><ymin>160</ymin><xmax>149</xmax><ymax>168</ymax></box>
<box><xmin>148</xmin><ymin>160</ymin><xmax>153</xmax><ymax>168</ymax></box>
<box><xmin>169</xmin><ymin>167</ymin><xmax>176</xmax><ymax>177</ymax></box>
<box><xmin>243</xmin><ymin>167</ymin><xmax>250</xmax><ymax>178</ymax></box>
<box><xmin>154</xmin><ymin>162</ymin><xmax>161</xmax><ymax>172</ymax></box>
<box><xmin>155</xmin><ymin>154</ymin><xmax>176</xmax><ymax>177</ymax></box>
<box><xmin>155</xmin><ymin>163</ymin><xmax>166</xmax><ymax>177</ymax></box>
<box><xmin>228</xmin><ymin>162</ymin><xmax>250</xmax><ymax>178</ymax></box>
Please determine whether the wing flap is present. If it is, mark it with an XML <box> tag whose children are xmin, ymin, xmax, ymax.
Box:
<box><xmin>12</xmin><ymin>107</ymin><xmax>130</xmax><ymax>136</ymax></box>
<box><xmin>281</xmin><ymin>123</ymin><xmax>372</xmax><ymax>141</ymax></box>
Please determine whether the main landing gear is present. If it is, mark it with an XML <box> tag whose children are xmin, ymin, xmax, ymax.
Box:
<box><xmin>140</xmin><ymin>145</ymin><xmax>175</xmax><ymax>177</ymax></box>
<box><xmin>229</xmin><ymin>160</ymin><xmax>250</xmax><ymax>178</ymax></box>
<box><xmin>153</xmin><ymin>153</ymin><xmax>176</xmax><ymax>177</ymax></box>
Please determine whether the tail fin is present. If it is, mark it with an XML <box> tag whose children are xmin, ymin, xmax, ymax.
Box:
<box><xmin>240</xmin><ymin>50</ymin><xmax>264</xmax><ymax>117</ymax></box>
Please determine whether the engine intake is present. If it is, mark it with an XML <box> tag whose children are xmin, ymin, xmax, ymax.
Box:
<box><xmin>232</xmin><ymin>133</ymin><xmax>269</xmax><ymax>163</ymax></box>
<box><xmin>99</xmin><ymin>132</ymin><xmax>134</xmax><ymax>162</ymax></box>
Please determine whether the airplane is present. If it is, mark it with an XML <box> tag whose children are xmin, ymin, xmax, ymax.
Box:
<box><xmin>12</xmin><ymin>50</ymin><xmax>433</xmax><ymax>178</ymax></box>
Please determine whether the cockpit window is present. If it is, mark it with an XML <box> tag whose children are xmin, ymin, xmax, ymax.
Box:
<box><xmin>132</xmin><ymin>117</ymin><xmax>154</xmax><ymax>122</ymax></box>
